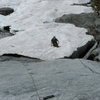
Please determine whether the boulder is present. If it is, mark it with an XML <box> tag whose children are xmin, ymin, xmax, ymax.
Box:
<box><xmin>55</xmin><ymin>13</ymin><xmax>97</xmax><ymax>28</ymax></box>
<box><xmin>87</xmin><ymin>43</ymin><xmax>100</xmax><ymax>61</ymax></box>
<box><xmin>55</xmin><ymin>13</ymin><xmax>100</xmax><ymax>43</ymax></box>
<box><xmin>0</xmin><ymin>7</ymin><xmax>14</xmax><ymax>16</ymax></box>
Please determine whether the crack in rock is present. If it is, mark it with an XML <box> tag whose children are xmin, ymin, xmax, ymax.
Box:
<box><xmin>79</xmin><ymin>59</ymin><xmax>100</xmax><ymax>75</ymax></box>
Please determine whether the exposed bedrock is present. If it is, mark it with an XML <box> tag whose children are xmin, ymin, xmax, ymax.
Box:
<box><xmin>55</xmin><ymin>13</ymin><xmax>100</xmax><ymax>42</ymax></box>
<box><xmin>64</xmin><ymin>40</ymin><xmax>95</xmax><ymax>59</ymax></box>
<box><xmin>86</xmin><ymin>42</ymin><xmax>100</xmax><ymax>61</ymax></box>
<box><xmin>55</xmin><ymin>13</ymin><xmax>100</xmax><ymax>61</ymax></box>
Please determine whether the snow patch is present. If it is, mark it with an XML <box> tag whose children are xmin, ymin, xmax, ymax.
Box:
<box><xmin>0</xmin><ymin>0</ymin><xmax>93</xmax><ymax>60</ymax></box>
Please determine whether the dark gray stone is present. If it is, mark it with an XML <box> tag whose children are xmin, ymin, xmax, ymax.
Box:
<box><xmin>0</xmin><ymin>53</ymin><xmax>43</xmax><ymax>62</ymax></box>
<box><xmin>88</xmin><ymin>43</ymin><xmax>100</xmax><ymax>61</ymax></box>
<box><xmin>55</xmin><ymin>12</ymin><xmax>100</xmax><ymax>45</ymax></box>
<box><xmin>0</xmin><ymin>7</ymin><xmax>14</xmax><ymax>16</ymax></box>
<box><xmin>66</xmin><ymin>40</ymin><xmax>95</xmax><ymax>59</ymax></box>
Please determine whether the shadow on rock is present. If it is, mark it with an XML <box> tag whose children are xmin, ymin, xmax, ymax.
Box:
<box><xmin>0</xmin><ymin>53</ymin><xmax>43</xmax><ymax>62</ymax></box>
<box><xmin>64</xmin><ymin>40</ymin><xmax>95</xmax><ymax>59</ymax></box>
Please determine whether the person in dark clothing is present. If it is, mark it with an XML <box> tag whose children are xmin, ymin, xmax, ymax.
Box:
<box><xmin>51</xmin><ymin>36</ymin><xmax>59</xmax><ymax>47</ymax></box>
<box><xmin>4</xmin><ymin>26</ymin><xmax>11</xmax><ymax>32</ymax></box>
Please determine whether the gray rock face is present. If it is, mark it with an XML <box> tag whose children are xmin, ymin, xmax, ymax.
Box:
<box><xmin>87</xmin><ymin>43</ymin><xmax>100</xmax><ymax>61</ymax></box>
<box><xmin>0</xmin><ymin>7</ymin><xmax>14</xmax><ymax>16</ymax></box>
<box><xmin>0</xmin><ymin>53</ymin><xmax>42</xmax><ymax>62</ymax></box>
<box><xmin>0</xmin><ymin>59</ymin><xmax>100</xmax><ymax>100</ymax></box>
<box><xmin>55</xmin><ymin>13</ymin><xmax>100</xmax><ymax>42</ymax></box>
<box><xmin>55</xmin><ymin>12</ymin><xmax>100</xmax><ymax>60</ymax></box>
<box><xmin>68</xmin><ymin>40</ymin><xmax>95</xmax><ymax>59</ymax></box>
<box><xmin>55</xmin><ymin>13</ymin><xmax>97</xmax><ymax>28</ymax></box>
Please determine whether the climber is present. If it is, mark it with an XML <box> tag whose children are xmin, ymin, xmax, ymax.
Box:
<box><xmin>51</xmin><ymin>36</ymin><xmax>59</xmax><ymax>47</ymax></box>
<box><xmin>3</xmin><ymin>26</ymin><xmax>11</xmax><ymax>32</ymax></box>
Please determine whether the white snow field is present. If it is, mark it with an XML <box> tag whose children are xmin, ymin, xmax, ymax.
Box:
<box><xmin>0</xmin><ymin>59</ymin><xmax>100</xmax><ymax>100</ymax></box>
<box><xmin>0</xmin><ymin>0</ymin><xmax>93</xmax><ymax>60</ymax></box>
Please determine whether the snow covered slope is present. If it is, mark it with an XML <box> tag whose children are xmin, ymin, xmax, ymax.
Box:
<box><xmin>0</xmin><ymin>0</ymin><xmax>93</xmax><ymax>60</ymax></box>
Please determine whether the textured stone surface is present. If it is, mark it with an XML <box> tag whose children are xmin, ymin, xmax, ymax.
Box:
<box><xmin>55</xmin><ymin>13</ymin><xmax>100</xmax><ymax>38</ymax></box>
<box><xmin>0</xmin><ymin>59</ymin><xmax>100</xmax><ymax>100</ymax></box>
